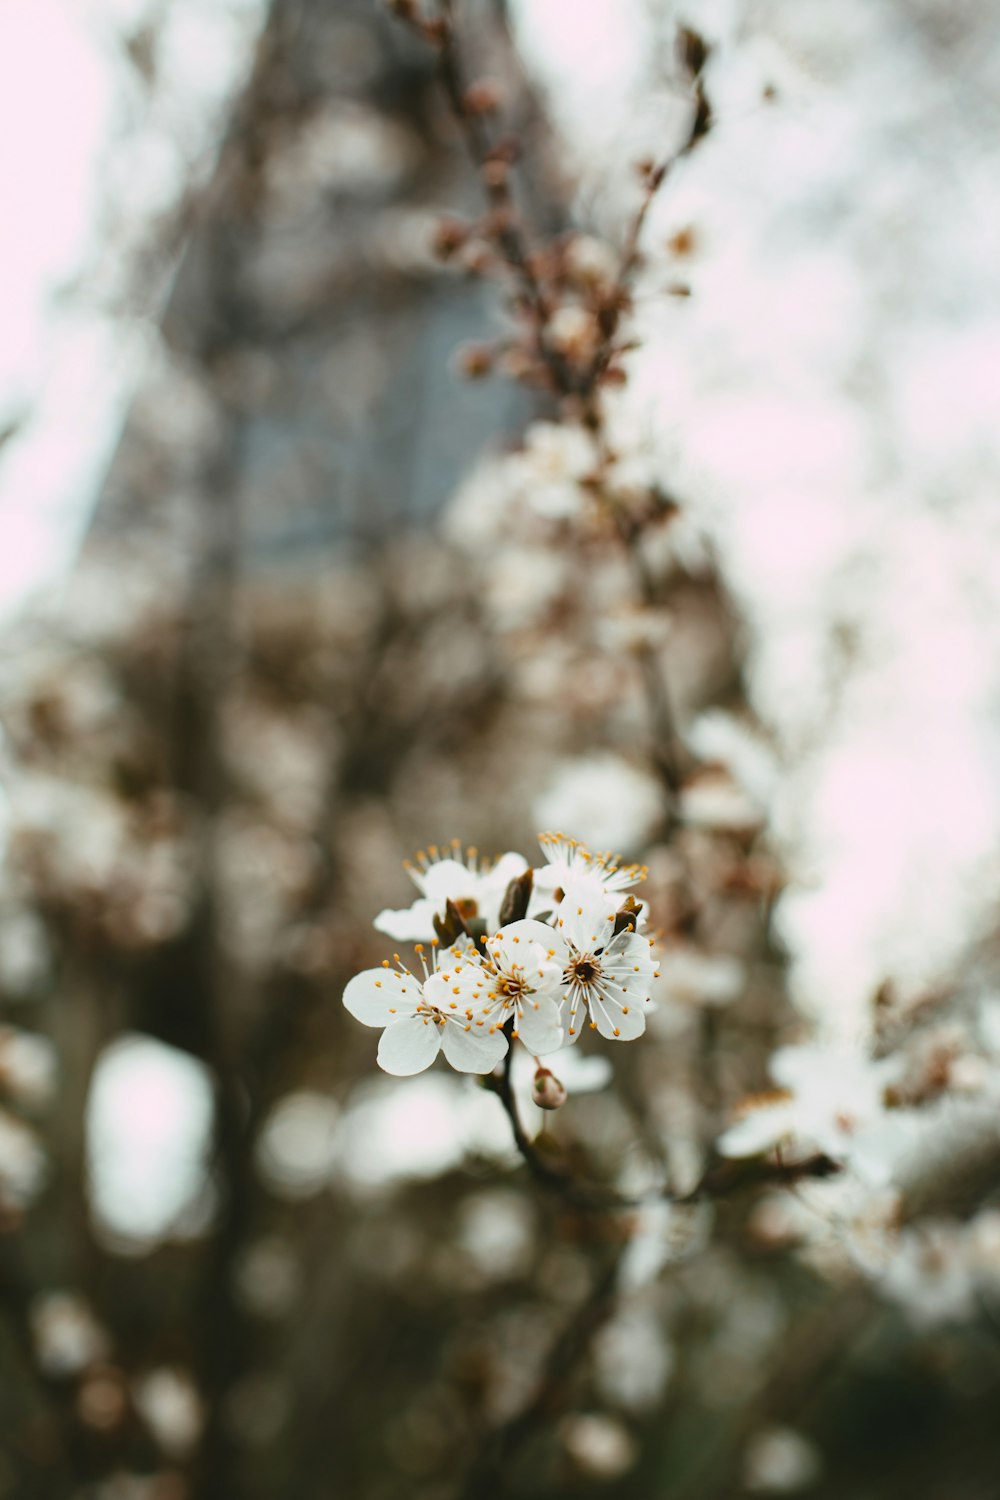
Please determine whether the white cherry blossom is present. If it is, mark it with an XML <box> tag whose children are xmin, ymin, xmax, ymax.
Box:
<box><xmin>476</xmin><ymin>919</ymin><xmax>565</xmax><ymax>1054</ymax></box>
<box><xmin>531</xmin><ymin>832</ymin><xmax>647</xmax><ymax>922</ymax></box>
<box><xmin>717</xmin><ymin>1045</ymin><xmax>898</xmax><ymax>1163</ymax></box>
<box><xmin>374</xmin><ymin>843</ymin><xmax>528</xmax><ymax>943</ymax></box>
<box><xmin>343</xmin><ymin>943</ymin><xmax>509</xmax><ymax>1077</ymax></box>
<box><xmin>548</xmin><ymin>885</ymin><xmax>658</xmax><ymax>1043</ymax></box>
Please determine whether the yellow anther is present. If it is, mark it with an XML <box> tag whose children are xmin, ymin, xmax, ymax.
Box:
<box><xmin>613</xmin><ymin>1027</ymin><xmax>621</xmax><ymax>1037</ymax></box>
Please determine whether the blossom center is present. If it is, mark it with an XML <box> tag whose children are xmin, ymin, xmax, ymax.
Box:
<box><xmin>415</xmin><ymin>1000</ymin><xmax>446</xmax><ymax>1026</ymax></box>
<box><xmin>568</xmin><ymin>955</ymin><xmax>600</xmax><ymax>986</ymax></box>
<box><xmin>494</xmin><ymin>971</ymin><xmax>528</xmax><ymax>1002</ymax></box>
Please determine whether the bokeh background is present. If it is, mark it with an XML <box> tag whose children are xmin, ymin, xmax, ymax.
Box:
<box><xmin>2</xmin><ymin>1</ymin><xmax>1000</xmax><ymax>1497</ymax></box>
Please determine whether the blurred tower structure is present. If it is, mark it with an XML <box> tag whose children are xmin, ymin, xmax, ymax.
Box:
<box><xmin>86</xmin><ymin>0</ymin><xmax>527</xmax><ymax>574</ymax></box>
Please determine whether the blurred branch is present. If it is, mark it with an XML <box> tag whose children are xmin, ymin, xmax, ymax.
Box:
<box><xmin>453</xmin><ymin>1239</ymin><xmax>626</xmax><ymax>1500</ymax></box>
<box><xmin>489</xmin><ymin>1039</ymin><xmax>839</xmax><ymax>1214</ymax></box>
<box><xmin>387</xmin><ymin>0</ymin><xmax>717</xmax><ymax>810</ymax></box>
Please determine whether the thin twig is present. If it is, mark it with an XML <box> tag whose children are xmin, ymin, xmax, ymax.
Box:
<box><xmin>489</xmin><ymin>1039</ymin><xmax>839</xmax><ymax>1214</ymax></box>
<box><xmin>454</xmin><ymin>1239</ymin><xmax>627</xmax><ymax>1500</ymax></box>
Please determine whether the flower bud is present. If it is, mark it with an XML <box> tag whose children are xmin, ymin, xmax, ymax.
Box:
<box><xmin>464</xmin><ymin>80</ymin><xmax>503</xmax><ymax>116</ymax></box>
<box><xmin>432</xmin><ymin>216</ymin><xmax>470</xmax><ymax>260</ymax></box>
<box><xmin>456</xmin><ymin>342</ymin><xmax>495</xmax><ymax>379</ymax></box>
<box><xmin>532</xmin><ymin>1067</ymin><xmax>567</xmax><ymax>1111</ymax></box>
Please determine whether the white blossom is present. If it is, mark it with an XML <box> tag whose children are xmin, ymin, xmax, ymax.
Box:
<box><xmin>548</xmin><ymin>884</ymin><xmax>658</xmax><ymax>1042</ymax></box>
<box><xmin>532</xmin><ymin>831</ymin><xmax>647</xmax><ymax>916</ymax></box>
<box><xmin>0</xmin><ymin>1106</ymin><xmax>47</xmax><ymax>1207</ymax></box>
<box><xmin>517</xmin><ymin>420</ymin><xmax>596</xmax><ymax>519</ymax></box>
<box><xmin>0</xmin><ymin>1025</ymin><xmax>58</xmax><ymax>1109</ymax></box>
<box><xmin>373</xmin><ymin>843</ymin><xmax>527</xmax><ymax>943</ymax></box>
<box><xmin>532</xmin><ymin>755</ymin><xmax>662</xmax><ymax>853</ymax></box>
<box><xmin>343</xmin><ymin>942</ymin><xmax>510</xmax><ymax>1077</ymax></box>
<box><xmin>717</xmin><ymin>1045</ymin><xmax>897</xmax><ymax>1163</ymax></box>
<box><xmin>476</xmin><ymin>919</ymin><xmax>565</xmax><ymax>1054</ymax></box>
<box><xmin>880</xmin><ymin>1221</ymin><xmax>979</xmax><ymax>1327</ymax></box>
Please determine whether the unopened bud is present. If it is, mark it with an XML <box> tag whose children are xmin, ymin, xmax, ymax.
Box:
<box><xmin>667</xmin><ymin>225</ymin><xmax>698</xmax><ymax>257</ymax></box>
<box><xmin>547</xmin><ymin>303</ymin><xmax>599</xmax><ymax>362</ymax></box>
<box><xmin>461</xmin><ymin>242</ymin><xmax>494</xmax><ymax>277</ymax></box>
<box><xmin>432</xmin><ymin>216</ymin><xmax>470</xmax><ymax>260</ymax></box>
<box><xmin>464</xmin><ymin>79</ymin><xmax>503</xmax><ymax>116</ymax></box>
<box><xmin>481</xmin><ymin>157</ymin><xmax>509</xmax><ymax>191</ymax></box>
<box><xmin>612</xmin><ymin>896</ymin><xmax>643</xmax><ymax>937</ymax></box>
<box><xmin>532</xmin><ymin>1067</ymin><xmax>567</xmax><ymax>1111</ymax></box>
<box><xmin>677</xmin><ymin>24</ymin><xmax>710</xmax><ymax>79</ymax></box>
<box><xmin>498</xmin><ymin>868</ymin><xmax>533</xmax><ymax>926</ymax></box>
<box><xmin>456</xmin><ymin>342</ymin><xmax>495</xmax><ymax>379</ymax></box>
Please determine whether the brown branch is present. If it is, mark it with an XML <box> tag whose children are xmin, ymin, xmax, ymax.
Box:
<box><xmin>453</xmin><ymin>1238</ymin><xmax>627</xmax><ymax>1500</ymax></box>
<box><xmin>489</xmin><ymin>1037</ymin><xmax>839</xmax><ymax>1215</ymax></box>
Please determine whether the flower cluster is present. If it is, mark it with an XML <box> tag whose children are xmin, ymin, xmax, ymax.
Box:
<box><xmin>343</xmin><ymin>835</ymin><xmax>659</xmax><ymax>1075</ymax></box>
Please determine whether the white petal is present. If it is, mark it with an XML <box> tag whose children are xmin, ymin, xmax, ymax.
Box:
<box><xmin>343</xmin><ymin>968</ymin><xmax>417</xmax><ymax>1027</ymax></box>
<box><xmin>441</xmin><ymin>1019</ymin><xmax>508</xmax><ymax>1073</ymax></box>
<box><xmin>373</xmin><ymin>900</ymin><xmax>439</xmax><ymax>942</ymax></box>
<box><xmin>603</xmin><ymin>934</ymin><xmax>656</xmax><ymax>1000</ymax></box>
<box><xmin>490</xmin><ymin>918</ymin><xmax>567</xmax><ymax>965</ymax></box>
<box><xmin>515</xmin><ymin>997</ymin><xmax>563</xmax><ymax>1055</ymax></box>
<box><xmin>590</xmin><ymin>984</ymin><xmax>647</xmax><ymax>1041</ymax></box>
<box><xmin>423</xmin><ymin>964</ymin><xmax>488</xmax><ymax>1014</ymax></box>
<box><xmin>484</xmin><ymin>851</ymin><xmax>529</xmax><ymax>891</ymax></box>
<box><xmin>552</xmin><ymin>885</ymin><xmax>615</xmax><ymax>955</ymax></box>
<box><xmin>717</xmin><ymin>1103</ymin><xmax>795</xmax><ymax>1159</ymax></box>
<box><xmin>561</xmin><ymin>997</ymin><xmax>586</xmax><ymax>1044</ymax></box>
<box><xmin>377</xmin><ymin>1016</ymin><xmax>443</xmax><ymax>1076</ymax></box>
<box><xmin>419</xmin><ymin>860</ymin><xmax>477</xmax><ymax>903</ymax></box>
